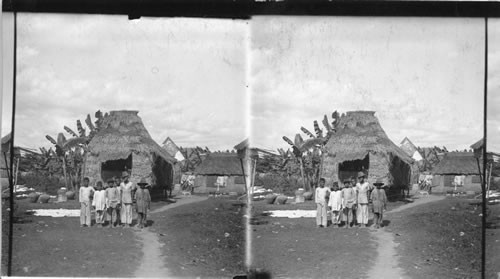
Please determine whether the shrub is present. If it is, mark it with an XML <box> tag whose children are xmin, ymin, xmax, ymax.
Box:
<box><xmin>17</xmin><ymin>173</ymin><xmax>65</xmax><ymax>195</ymax></box>
<box><xmin>260</xmin><ymin>174</ymin><xmax>302</xmax><ymax>196</ymax></box>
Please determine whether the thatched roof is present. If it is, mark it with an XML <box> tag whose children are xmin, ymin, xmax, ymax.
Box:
<box><xmin>324</xmin><ymin>111</ymin><xmax>413</xmax><ymax>164</ymax></box>
<box><xmin>88</xmin><ymin>110</ymin><xmax>176</xmax><ymax>163</ymax></box>
<box><xmin>432</xmin><ymin>152</ymin><xmax>480</xmax><ymax>175</ymax></box>
<box><xmin>399</xmin><ymin>137</ymin><xmax>418</xmax><ymax>157</ymax></box>
<box><xmin>193</xmin><ymin>152</ymin><xmax>243</xmax><ymax>176</ymax></box>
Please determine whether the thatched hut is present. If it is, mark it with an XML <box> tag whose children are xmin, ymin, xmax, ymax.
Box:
<box><xmin>85</xmin><ymin>111</ymin><xmax>176</xmax><ymax>191</ymax></box>
<box><xmin>430</xmin><ymin>152</ymin><xmax>481</xmax><ymax>193</ymax></box>
<box><xmin>192</xmin><ymin>152</ymin><xmax>245</xmax><ymax>194</ymax></box>
<box><xmin>321</xmin><ymin>111</ymin><xmax>414</xmax><ymax>193</ymax></box>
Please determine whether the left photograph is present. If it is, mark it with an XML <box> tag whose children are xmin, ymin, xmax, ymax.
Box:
<box><xmin>1</xmin><ymin>13</ymin><xmax>248</xmax><ymax>277</ymax></box>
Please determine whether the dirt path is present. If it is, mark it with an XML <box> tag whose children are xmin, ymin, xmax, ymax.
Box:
<box><xmin>367</xmin><ymin>195</ymin><xmax>445</xmax><ymax>279</ymax></box>
<box><xmin>134</xmin><ymin>196</ymin><xmax>209</xmax><ymax>278</ymax></box>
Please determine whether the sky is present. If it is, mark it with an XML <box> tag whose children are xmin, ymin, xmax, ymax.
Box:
<box><xmin>1</xmin><ymin>13</ymin><xmax>248</xmax><ymax>151</ymax></box>
<box><xmin>250</xmin><ymin>17</ymin><xmax>499</xmax><ymax>152</ymax></box>
<box><xmin>2</xmin><ymin>15</ymin><xmax>499</xmax><ymax>153</ymax></box>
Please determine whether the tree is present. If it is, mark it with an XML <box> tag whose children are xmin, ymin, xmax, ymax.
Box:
<box><xmin>282</xmin><ymin>111</ymin><xmax>340</xmax><ymax>191</ymax></box>
<box><xmin>45</xmin><ymin>133</ymin><xmax>87</xmax><ymax>190</ymax></box>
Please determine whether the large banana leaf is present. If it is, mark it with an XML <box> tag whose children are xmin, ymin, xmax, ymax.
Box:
<box><xmin>57</xmin><ymin>133</ymin><xmax>66</xmax><ymax>147</ymax></box>
<box><xmin>300</xmin><ymin>127</ymin><xmax>315</xmax><ymax>138</ymax></box>
<box><xmin>300</xmin><ymin>138</ymin><xmax>325</xmax><ymax>152</ymax></box>
<box><xmin>294</xmin><ymin>134</ymin><xmax>304</xmax><ymax>147</ymax></box>
<box><xmin>46</xmin><ymin>135</ymin><xmax>57</xmax><ymax>145</ymax></box>
<box><xmin>77</xmin><ymin>120</ymin><xmax>86</xmax><ymax>137</ymax></box>
<box><xmin>63</xmin><ymin>137</ymin><xmax>88</xmax><ymax>150</ymax></box>
<box><xmin>85</xmin><ymin>114</ymin><xmax>96</xmax><ymax>132</ymax></box>
<box><xmin>282</xmin><ymin>136</ymin><xmax>294</xmax><ymax>147</ymax></box>
<box><xmin>313</xmin><ymin>120</ymin><xmax>323</xmax><ymax>138</ymax></box>
<box><xmin>322</xmin><ymin>115</ymin><xmax>332</xmax><ymax>132</ymax></box>
<box><xmin>64</xmin><ymin>126</ymin><xmax>78</xmax><ymax>137</ymax></box>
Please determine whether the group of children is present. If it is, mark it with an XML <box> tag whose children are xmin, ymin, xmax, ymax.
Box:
<box><xmin>78</xmin><ymin>171</ymin><xmax>152</xmax><ymax>229</ymax></box>
<box><xmin>315</xmin><ymin>172</ymin><xmax>388</xmax><ymax>229</ymax></box>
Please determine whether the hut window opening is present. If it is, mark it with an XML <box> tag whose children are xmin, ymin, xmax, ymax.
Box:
<box><xmin>101</xmin><ymin>154</ymin><xmax>132</xmax><ymax>182</ymax></box>
<box><xmin>338</xmin><ymin>154</ymin><xmax>369</xmax><ymax>182</ymax></box>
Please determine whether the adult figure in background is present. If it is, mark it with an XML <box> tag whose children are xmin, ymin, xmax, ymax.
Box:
<box><xmin>315</xmin><ymin>178</ymin><xmax>330</xmax><ymax>228</ymax></box>
<box><xmin>355</xmin><ymin>172</ymin><xmax>373</xmax><ymax>228</ymax></box>
<box><xmin>120</xmin><ymin>171</ymin><xmax>136</xmax><ymax>228</ymax></box>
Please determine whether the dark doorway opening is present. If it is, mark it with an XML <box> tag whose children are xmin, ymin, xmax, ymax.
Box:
<box><xmin>101</xmin><ymin>154</ymin><xmax>132</xmax><ymax>182</ymax></box>
<box><xmin>338</xmin><ymin>154</ymin><xmax>369</xmax><ymax>184</ymax></box>
<box><xmin>151</xmin><ymin>153</ymin><xmax>173</xmax><ymax>200</ymax></box>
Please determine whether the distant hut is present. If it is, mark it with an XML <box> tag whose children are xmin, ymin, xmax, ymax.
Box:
<box><xmin>321</xmin><ymin>111</ymin><xmax>414</xmax><ymax>195</ymax></box>
<box><xmin>192</xmin><ymin>152</ymin><xmax>245</xmax><ymax>194</ymax></box>
<box><xmin>161</xmin><ymin>137</ymin><xmax>185</xmax><ymax>185</ymax></box>
<box><xmin>431</xmin><ymin>151</ymin><xmax>481</xmax><ymax>193</ymax></box>
<box><xmin>85</xmin><ymin>111</ymin><xmax>176</xmax><ymax>193</ymax></box>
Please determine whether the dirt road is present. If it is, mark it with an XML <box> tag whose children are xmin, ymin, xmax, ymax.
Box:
<box><xmin>367</xmin><ymin>195</ymin><xmax>445</xmax><ymax>279</ymax></box>
<box><xmin>134</xmin><ymin>195</ymin><xmax>208</xmax><ymax>278</ymax></box>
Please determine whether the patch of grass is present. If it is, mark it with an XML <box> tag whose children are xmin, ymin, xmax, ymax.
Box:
<box><xmin>151</xmin><ymin>197</ymin><xmax>245</xmax><ymax>277</ymax></box>
<box><xmin>250</xmin><ymin>200</ymin><xmax>376</xmax><ymax>278</ymax></box>
<box><xmin>389</xmin><ymin>197</ymin><xmax>481</xmax><ymax>279</ymax></box>
<box><xmin>486</xmin><ymin>203</ymin><xmax>500</xmax><ymax>279</ymax></box>
<box><xmin>8</xmin><ymin>206</ymin><xmax>141</xmax><ymax>277</ymax></box>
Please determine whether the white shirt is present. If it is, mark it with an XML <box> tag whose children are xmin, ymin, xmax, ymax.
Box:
<box><xmin>315</xmin><ymin>187</ymin><xmax>330</xmax><ymax>204</ymax></box>
<box><xmin>356</xmin><ymin>182</ymin><xmax>372</xmax><ymax>204</ymax></box>
<box><xmin>79</xmin><ymin>186</ymin><xmax>95</xmax><ymax>203</ymax></box>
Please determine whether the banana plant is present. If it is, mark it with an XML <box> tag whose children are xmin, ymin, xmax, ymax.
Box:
<box><xmin>46</xmin><ymin>133</ymin><xmax>88</xmax><ymax>190</ymax></box>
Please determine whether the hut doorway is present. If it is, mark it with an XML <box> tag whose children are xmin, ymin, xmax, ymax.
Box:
<box><xmin>388</xmin><ymin>155</ymin><xmax>411</xmax><ymax>199</ymax></box>
<box><xmin>101</xmin><ymin>154</ymin><xmax>132</xmax><ymax>182</ymax></box>
<box><xmin>338</xmin><ymin>154</ymin><xmax>369</xmax><ymax>183</ymax></box>
<box><xmin>151</xmin><ymin>154</ymin><xmax>173</xmax><ymax>199</ymax></box>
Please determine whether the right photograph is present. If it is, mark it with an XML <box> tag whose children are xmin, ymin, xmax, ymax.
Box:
<box><xmin>486</xmin><ymin>19</ymin><xmax>500</xmax><ymax>279</ymax></box>
<box><xmin>249</xmin><ymin>17</ymin><xmax>485</xmax><ymax>278</ymax></box>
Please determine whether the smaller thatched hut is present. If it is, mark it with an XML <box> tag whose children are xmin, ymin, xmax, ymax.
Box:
<box><xmin>431</xmin><ymin>152</ymin><xmax>481</xmax><ymax>193</ymax></box>
<box><xmin>192</xmin><ymin>152</ymin><xmax>245</xmax><ymax>194</ymax></box>
<box><xmin>85</xmin><ymin>111</ymin><xmax>176</xmax><ymax>191</ymax></box>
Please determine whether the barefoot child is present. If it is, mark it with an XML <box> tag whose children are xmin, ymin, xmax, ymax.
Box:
<box><xmin>315</xmin><ymin>178</ymin><xmax>330</xmax><ymax>228</ymax></box>
<box><xmin>370</xmin><ymin>179</ymin><xmax>388</xmax><ymax>229</ymax></box>
<box><xmin>79</xmin><ymin>177</ymin><xmax>94</xmax><ymax>227</ymax></box>
<box><xmin>342</xmin><ymin>179</ymin><xmax>356</xmax><ymax>228</ymax></box>
<box><xmin>328</xmin><ymin>182</ymin><xmax>343</xmax><ymax>228</ymax></box>
<box><xmin>134</xmin><ymin>178</ymin><xmax>151</xmax><ymax>229</ymax></box>
<box><xmin>92</xmin><ymin>181</ymin><xmax>107</xmax><ymax>228</ymax></box>
<box><xmin>105</xmin><ymin>178</ymin><xmax>120</xmax><ymax>228</ymax></box>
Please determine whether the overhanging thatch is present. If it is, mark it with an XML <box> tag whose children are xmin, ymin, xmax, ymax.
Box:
<box><xmin>88</xmin><ymin>110</ymin><xmax>176</xmax><ymax>164</ymax></box>
<box><xmin>432</xmin><ymin>152</ymin><xmax>480</xmax><ymax>175</ymax></box>
<box><xmin>193</xmin><ymin>153</ymin><xmax>243</xmax><ymax>176</ymax></box>
<box><xmin>324</xmin><ymin>111</ymin><xmax>413</xmax><ymax>164</ymax></box>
